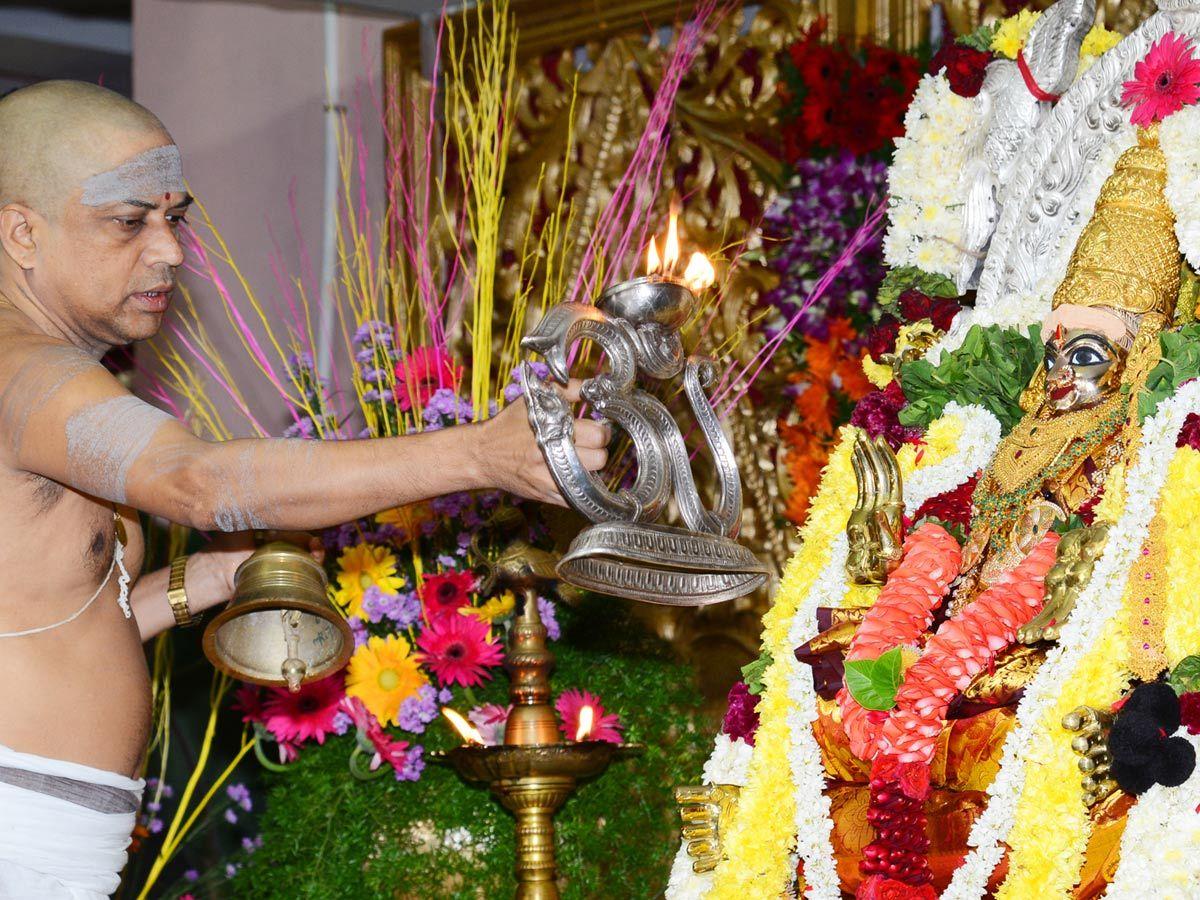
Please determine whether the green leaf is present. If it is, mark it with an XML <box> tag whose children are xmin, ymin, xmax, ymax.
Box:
<box><xmin>844</xmin><ymin>647</ymin><xmax>904</xmax><ymax>711</ymax></box>
<box><xmin>1170</xmin><ymin>655</ymin><xmax>1200</xmax><ymax>695</ymax></box>
<box><xmin>877</xmin><ymin>266</ymin><xmax>960</xmax><ymax>311</ymax></box>
<box><xmin>956</xmin><ymin>22</ymin><xmax>999</xmax><ymax>52</ymax></box>
<box><xmin>741</xmin><ymin>649</ymin><xmax>773</xmax><ymax>696</ymax></box>
<box><xmin>898</xmin><ymin>323</ymin><xmax>1042</xmax><ymax>433</ymax></box>
<box><xmin>1137</xmin><ymin>323</ymin><xmax>1200</xmax><ymax>423</ymax></box>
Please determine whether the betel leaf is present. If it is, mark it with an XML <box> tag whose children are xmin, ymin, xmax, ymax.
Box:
<box><xmin>899</xmin><ymin>323</ymin><xmax>1042</xmax><ymax>433</ymax></box>
<box><xmin>844</xmin><ymin>647</ymin><xmax>904</xmax><ymax>711</ymax></box>
<box><xmin>1137</xmin><ymin>323</ymin><xmax>1200</xmax><ymax>423</ymax></box>
<box><xmin>1169</xmin><ymin>655</ymin><xmax>1200</xmax><ymax>695</ymax></box>
<box><xmin>956</xmin><ymin>22</ymin><xmax>999</xmax><ymax>52</ymax></box>
<box><xmin>741</xmin><ymin>649</ymin><xmax>773</xmax><ymax>696</ymax></box>
<box><xmin>877</xmin><ymin>266</ymin><xmax>960</xmax><ymax>311</ymax></box>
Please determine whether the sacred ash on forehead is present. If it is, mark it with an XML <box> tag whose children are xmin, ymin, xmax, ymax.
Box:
<box><xmin>79</xmin><ymin>144</ymin><xmax>185</xmax><ymax>207</ymax></box>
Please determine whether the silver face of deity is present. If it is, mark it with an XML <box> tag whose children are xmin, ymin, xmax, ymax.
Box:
<box><xmin>1043</xmin><ymin>327</ymin><xmax>1127</xmax><ymax>413</ymax></box>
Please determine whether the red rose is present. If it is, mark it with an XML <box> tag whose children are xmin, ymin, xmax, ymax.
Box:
<box><xmin>897</xmin><ymin>289</ymin><xmax>961</xmax><ymax>332</ymax></box>
<box><xmin>867</xmin><ymin>317</ymin><xmax>901</xmax><ymax>360</ymax></box>
<box><xmin>1178</xmin><ymin>412</ymin><xmax>1200</xmax><ymax>451</ymax></box>
<box><xmin>913</xmin><ymin>473</ymin><xmax>978</xmax><ymax>530</ymax></box>
<box><xmin>1180</xmin><ymin>692</ymin><xmax>1200</xmax><ymax>735</ymax></box>
<box><xmin>857</xmin><ymin>875</ymin><xmax>937</xmax><ymax>899</ymax></box>
<box><xmin>928</xmin><ymin>42</ymin><xmax>992</xmax><ymax>98</ymax></box>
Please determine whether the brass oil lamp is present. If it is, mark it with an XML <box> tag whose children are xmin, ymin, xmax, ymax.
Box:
<box><xmin>202</xmin><ymin>541</ymin><xmax>353</xmax><ymax>692</ymax></box>
<box><xmin>434</xmin><ymin>559</ymin><xmax>639</xmax><ymax>899</ymax></box>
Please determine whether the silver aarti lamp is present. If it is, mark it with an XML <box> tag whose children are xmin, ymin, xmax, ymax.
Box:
<box><xmin>520</xmin><ymin>217</ymin><xmax>768</xmax><ymax>606</ymax></box>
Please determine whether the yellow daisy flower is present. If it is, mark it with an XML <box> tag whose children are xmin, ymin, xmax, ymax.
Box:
<box><xmin>333</xmin><ymin>543</ymin><xmax>405</xmax><ymax>618</ymax></box>
<box><xmin>1081</xmin><ymin>24</ymin><xmax>1121</xmax><ymax>58</ymax></box>
<box><xmin>466</xmin><ymin>590</ymin><xmax>517</xmax><ymax>623</ymax></box>
<box><xmin>345</xmin><ymin>634</ymin><xmax>428</xmax><ymax>727</ymax></box>
<box><xmin>991</xmin><ymin>9</ymin><xmax>1041</xmax><ymax>60</ymax></box>
<box><xmin>862</xmin><ymin>355</ymin><xmax>894</xmax><ymax>389</ymax></box>
<box><xmin>374</xmin><ymin>502</ymin><xmax>432</xmax><ymax>535</ymax></box>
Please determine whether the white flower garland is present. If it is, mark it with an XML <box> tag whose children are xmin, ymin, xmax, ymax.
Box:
<box><xmin>1160</xmin><ymin>104</ymin><xmax>1200</xmax><ymax>273</ymax></box>
<box><xmin>702</xmin><ymin>734</ymin><xmax>754</xmax><ymax>786</ymax></box>
<box><xmin>904</xmin><ymin>402</ymin><xmax>1001</xmax><ymax>514</ymax></box>
<box><xmin>943</xmin><ymin>378</ymin><xmax>1200</xmax><ymax>899</ymax></box>
<box><xmin>1104</xmin><ymin>732</ymin><xmax>1200</xmax><ymax>899</ymax></box>
<box><xmin>884</xmin><ymin>73</ymin><xmax>982</xmax><ymax>280</ymax></box>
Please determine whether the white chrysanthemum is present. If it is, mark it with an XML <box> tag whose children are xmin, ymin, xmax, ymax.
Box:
<box><xmin>883</xmin><ymin>73</ymin><xmax>982</xmax><ymax>278</ymax></box>
<box><xmin>1161</xmin><ymin>104</ymin><xmax>1200</xmax><ymax>272</ymax></box>
<box><xmin>702</xmin><ymin>734</ymin><xmax>755</xmax><ymax>787</ymax></box>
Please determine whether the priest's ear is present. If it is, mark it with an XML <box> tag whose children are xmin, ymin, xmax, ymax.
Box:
<box><xmin>0</xmin><ymin>202</ymin><xmax>39</xmax><ymax>270</ymax></box>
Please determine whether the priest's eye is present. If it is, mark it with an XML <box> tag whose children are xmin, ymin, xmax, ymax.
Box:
<box><xmin>1069</xmin><ymin>346</ymin><xmax>1108</xmax><ymax>367</ymax></box>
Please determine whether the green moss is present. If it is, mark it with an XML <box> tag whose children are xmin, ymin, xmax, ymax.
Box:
<box><xmin>232</xmin><ymin>598</ymin><xmax>710</xmax><ymax>899</ymax></box>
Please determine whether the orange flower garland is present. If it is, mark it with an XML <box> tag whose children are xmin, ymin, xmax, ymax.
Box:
<box><xmin>840</xmin><ymin>523</ymin><xmax>962</xmax><ymax>760</ymax></box>
<box><xmin>880</xmin><ymin>531</ymin><xmax>1059</xmax><ymax>763</ymax></box>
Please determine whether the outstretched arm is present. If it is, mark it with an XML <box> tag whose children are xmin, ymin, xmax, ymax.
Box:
<box><xmin>3</xmin><ymin>340</ymin><xmax>608</xmax><ymax>531</ymax></box>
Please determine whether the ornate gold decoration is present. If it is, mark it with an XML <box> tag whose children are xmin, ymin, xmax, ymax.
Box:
<box><xmin>675</xmin><ymin>783</ymin><xmax>741</xmax><ymax>874</ymax></box>
<box><xmin>846</xmin><ymin>432</ymin><xmax>905</xmax><ymax>585</ymax></box>
<box><xmin>948</xmin><ymin>0</ymin><xmax>1156</xmax><ymax>43</ymax></box>
<box><xmin>1052</xmin><ymin>125</ymin><xmax>1180</xmax><ymax>319</ymax></box>
<box><xmin>1018</xmin><ymin>522</ymin><xmax>1110</xmax><ymax>644</ymax></box>
<box><xmin>962</xmin><ymin>643</ymin><xmax>1047</xmax><ymax>705</ymax></box>
<box><xmin>1063</xmin><ymin>705</ymin><xmax>1117</xmax><ymax>808</ymax></box>
<box><xmin>1125</xmin><ymin>515</ymin><xmax>1169</xmax><ymax>681</ymax></box>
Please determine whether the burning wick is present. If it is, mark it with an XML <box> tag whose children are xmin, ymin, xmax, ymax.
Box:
<box><xmin>644</xmin><ymin>206</ymin><xmax>715</xmax><ymax>292</ymax></box>
<box><xmin>575</xmin><ymin>705</ymin><xmax>595</xmax><ymax>742</ymax></box>
<box><xmin>442</xmin><ymin>708</ymin><xmax>485</xmax><ymax>746</ymax></box>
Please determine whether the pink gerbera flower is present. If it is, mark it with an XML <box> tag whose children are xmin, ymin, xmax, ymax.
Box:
<box><xmin>416</xmin><ymin>614</ymin><xmax>503</xmax><ymax>687</ymax></box>
<box><xmin>232</xmin><ymin>683</ymin><xmax>265</xmax><ymax>724</ymax></box>
<box><xmin>555</xmin><ymin>689</ymin><xmax>623</xmax><ymax>744</ymax></box>
<box><xmin>261</xmin><ymin>674</ymin><xmax>346</xmax><ymax>745</ymax></box>
<box><xmin>467</xmin><ymin>703</ymin><xmax>512</xmax><ymax>746</ymax></box>
<box><xmin>420</xmin><ymin>570</ymin><xmax>476</xmax><ymax>620</ymax></box>
<box><xmin>1121</xmin><ymin>32</ymin><xmax>1200</xmax><ymax>125</ymax></box>
<box><xmin>394</xmin><ymin>346</ymin><xmax>463</xmax><ymax>412</ymax></box>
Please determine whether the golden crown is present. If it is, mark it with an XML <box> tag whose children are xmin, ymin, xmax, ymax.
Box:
<box><xmin>1051</xmin><ymin>124</ymin><xmax>1180</xmax><ymax>320</ymax></box>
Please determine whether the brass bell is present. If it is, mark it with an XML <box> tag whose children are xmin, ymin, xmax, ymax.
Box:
<box><xmin>202</xmin><ymin>542</ymin><xmax>353</xmax><ymax>693</ymax></box>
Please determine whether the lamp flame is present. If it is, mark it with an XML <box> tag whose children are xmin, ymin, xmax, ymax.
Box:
<box><xmin>646</xmin><ymin>238</ymin><xmax>662</xmax><ymax>275</ymax></box>
<box><xmin>663</xmin><ymin>210</ymin><xmax>681</xmax><ymax>274</ymax></box>
<box><xmin>683</xmin><ymin>252</ymin><xmax>716</xmax><ymax>292</ymax></box>
<box><xmin>575</xmin><ymin>705</ymin><xmax>595</xmax><ymax>741</ymax></box>
<box><xmin>442</xmin><ymin>707</ymin><xmax>485</xmax><ymax>746</ymax></box>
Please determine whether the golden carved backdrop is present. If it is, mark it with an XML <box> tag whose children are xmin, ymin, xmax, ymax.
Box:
<box><xmin>382</xmin><ymin>0</ymin><xmax>1158</xmax><ymax>703</ymax></box>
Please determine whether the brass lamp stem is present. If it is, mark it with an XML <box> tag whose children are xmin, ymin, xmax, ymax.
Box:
<box><xmin>504</xmin><ymin>588</ymin><xmax>561</xmax><ymax>746</ymax></box>
<box><xmin>494</xmin><ymin>776</ymin><xmax>576</xmax><ymax>900</ymax></box>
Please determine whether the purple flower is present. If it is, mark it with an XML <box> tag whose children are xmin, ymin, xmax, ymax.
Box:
<box><xmin>353</xmin><ymin>321</ymin><xmax>394</xmax><ymax>346</ymax></box>
<box><xmin>438</xmin><ymin>687</ymin><xmax>454</xmax><ymax>704</ymax></box>
<box><xmin>759</xmin><ymin>153</ymin><xmax>887</xmax><ymax>349</ymax></box>
<box><xmin>184</xmin><ymin>869</ymin><xmax>199</xmax><ymax>882</ymax></box>
<box><xmin>224</xmin><ymin>808</ymin><xmax>239</xmax><ymax>825</ymax></box>
<box><xmin>431</xmin><ymin>491</ymin><xmax>472</xmax><ymax>518</ymax></box>
<box><xmin>849</xmin><ymin>382</ymin><xmax>921</xmax><ymax>450</ymax></box>
<box><xmin>282</xmin><ymin>417</ymin><xmax>317</xmax><ymax>440</ymax></box>
<box><xmin>397</xmin><ymin>684</ymin><xmax>440</xmax><ymax>734</ymax></box>
<box><xmin>226</xmin><ymin>783</ymin><xmax>251</xmax><ymax>808</ymax></box>
<box><xmin>394</xmin><ymin>745</ymin><xmax>425</xmax><ymax>782</ymax></box>
<box><xmin>538</xmin><ymin>598</ymin><xmax>560</xmax><ymax>641</ymax></box>
<box><xmin>241</xmin><ymin>836</ymin><xmax>258</xmax><ymax>854</ymax></box>
<box><xmin>331</xmin><ymin>710</ymin><xmax>353</xmax><ymax>736</ymax></box>
<box><xmin>721</xmin><ymin>681</ymin><xmax>760</xmax><ymax>745</ymax></box>
<box><xmin>225</xmin><ymin>863</ymin><xmax>240</xmax><ymax>879</ymax></box>
<box><xmin>347</xmin><ymin>616</ymin><xmax>370</xmax><ymax>649</ymax></box>
<box><xmin>148</xmin><ymin>818</ymin><xmax>164</xmax><ymax>834</ymax></box>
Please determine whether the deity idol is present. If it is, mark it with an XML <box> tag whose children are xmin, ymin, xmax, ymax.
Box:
<box><xmin>671</xmin><ymin>19</ymin><xmax>1200</xmax><ymax>896</ymax></box>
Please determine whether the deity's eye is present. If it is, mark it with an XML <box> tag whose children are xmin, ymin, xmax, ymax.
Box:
<box><xmin>1069</xmin><ymin>345</ymin><xmax>1108</xmax><ymax>367</ymax></box>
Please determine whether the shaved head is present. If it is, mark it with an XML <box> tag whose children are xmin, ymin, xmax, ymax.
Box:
<box><xmin>0</xmin><ymin>80</ymin><xmax>189</xmax><ymax>351</ymax></box>
<box><xmin>0</xmin><ymin>81</ymin><xmax>171</xmax><ymax>216</ymax></box>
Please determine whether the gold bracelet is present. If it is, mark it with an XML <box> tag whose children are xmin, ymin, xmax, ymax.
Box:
<box><xmin>167</xmin><ymin>555</ymin><xmax>196</xmax><ymax>628</ymax></box>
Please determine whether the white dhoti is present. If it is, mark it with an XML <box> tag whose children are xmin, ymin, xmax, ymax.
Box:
<box><xmin>0</xmin><ymin>742</ymin><xmax>144</xmax><ymax>899</ymax></box>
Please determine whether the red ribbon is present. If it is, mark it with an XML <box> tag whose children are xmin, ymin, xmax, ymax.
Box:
<box><xmin>1017</xmin><ymin>50</ymin><xmax>1062</xmax><ymax>103</ymax></box>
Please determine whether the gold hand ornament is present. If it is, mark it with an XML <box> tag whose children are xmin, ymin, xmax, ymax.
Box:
<box><xmin>1017</xmin><ymin>523</ymin><xmax>1108</xmax><ymax>644</ymax></box>
<box><xmin>1063</xmin><ymin>705</ymin><xmax>1117</xmax><ymax>807</ymax></box>
<box><xmin>846</xmin><ymin>433</ymin><xmax>905</xmax><ymax>585</ymax></box>
<box><xmin>674</xmin><ymin>784</ymin><xmax>740</xmax><ymax>874</ymax></box>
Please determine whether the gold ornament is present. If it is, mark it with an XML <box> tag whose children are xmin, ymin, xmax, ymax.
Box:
<box><xmin>1052</xmin><ymin>124</ymin><xmax>1180</xmax><ymax>320</ymax></box>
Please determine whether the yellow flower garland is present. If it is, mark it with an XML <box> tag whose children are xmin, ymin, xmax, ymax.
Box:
<box><xmin>1161</xmin><ymin>448</ymin><xmax>1200</xmax><ymax>667</ymax></box>
<box><xmin>998</xmin><ymin>458</ymin><xmax>1140</xmax><ymax>897</ymax></box>
<box><xmin>707</xmin><ymin>414</ymin><xmax>965</xmax><ymax>898</ymax></box>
